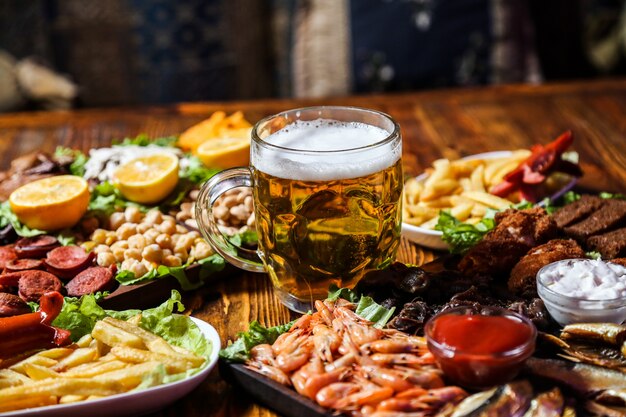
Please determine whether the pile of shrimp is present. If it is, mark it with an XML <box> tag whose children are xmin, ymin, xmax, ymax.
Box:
<box><xmin>245</xmin><ymin>299</ymin><xmax>468</xmax><ymax>417</ymax></box>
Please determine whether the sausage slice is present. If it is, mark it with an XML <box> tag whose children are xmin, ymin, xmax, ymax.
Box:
<box><xmin>65</xmin><ymin>267</ymin><xmax>115</xmax><ymax>297</ymax></box>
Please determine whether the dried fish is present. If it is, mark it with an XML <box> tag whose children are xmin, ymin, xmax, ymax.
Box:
<box><xmin>450</xmin><ymin>381</ymin><xmax>532</xmax><ymax>417</ymax></box>
<box><xmin>521</xmin><ymin>388</ymin><xmax>563</xmax><ymax>417</ymax></box>
<box><xmin>561</xmin><ymin>323</ymin><xmax>626</xmax><ymax>346</ymax></box>
<box><xmin>525</xmin><ymin>357</ymin><xmax>626</xmax><ymax>394</ymax></box>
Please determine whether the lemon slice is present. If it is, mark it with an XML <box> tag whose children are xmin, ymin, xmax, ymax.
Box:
<box><xmin>196</xmin><ymin>137</ymin><xmax>250</xmax><ymax>169</ymax></box>
<box><xmin>9</xmin><ymin>175</ymin><xmax>90</xmax><ymax>231</ymax></box>
<box><xmin>113</xmin><ymin>153</ymin><xmax>179</xmax><ymax>204</ymax></box>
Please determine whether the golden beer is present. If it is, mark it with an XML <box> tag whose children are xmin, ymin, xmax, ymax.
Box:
<box><xmin>196</xmin><ymin>107</ymin><xmax>402</xmax><ymax>312</ymax></box>
<box><xmin>254</xmin><ymin>159</ymin><xmax>403</xmax><ymax>304</ymax></box>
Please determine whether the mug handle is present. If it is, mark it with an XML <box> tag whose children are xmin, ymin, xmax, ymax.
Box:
<box><xmin>195</xmin><ymin>167</ymin><xmax>265</xmax><ymax>272</ymax></box>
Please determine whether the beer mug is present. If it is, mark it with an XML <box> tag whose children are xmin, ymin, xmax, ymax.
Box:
<box><xmin>196</xmin><ymin>106</ymin><xmax>403</xmax><ymax>312</ymax></box>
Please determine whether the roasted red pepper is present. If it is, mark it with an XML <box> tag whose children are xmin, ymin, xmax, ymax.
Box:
<box><xmin>0</xmin><ymin>291</ymin><xmax>71</xmax><ymax>359</ymax></box>
<box><xmin>490</xmin><ymin>131</ymin><xmax>582</xmax><ymax>202</ymax></box>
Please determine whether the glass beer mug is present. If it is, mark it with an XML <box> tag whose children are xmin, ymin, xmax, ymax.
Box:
<box><xmin>196</xmin><ymin>106</ymin><xmax>403</xmax><ymax>312</ymax></box>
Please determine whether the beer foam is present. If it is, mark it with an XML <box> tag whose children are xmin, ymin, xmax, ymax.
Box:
<box><xmin>254</xmin><ymin>119</ymin><xmax>400</xmax><ymax>181</ymax></box>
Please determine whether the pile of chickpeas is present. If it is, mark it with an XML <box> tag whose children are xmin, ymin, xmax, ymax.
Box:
<box><xmin>83</xmin><ymin>206</ymin><xmax>214</xmax><ymax>278</ymax></box>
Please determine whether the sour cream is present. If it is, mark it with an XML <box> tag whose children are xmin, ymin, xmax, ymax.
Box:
<box><xmin>539</xmin><ymin>259</ymin><xmax>626</xmax><ymax>300</ymax></box>
<box><xmin>537</xmin><ymin>258</ymin><xmax>626</xmax><ymax>325</ymax></box>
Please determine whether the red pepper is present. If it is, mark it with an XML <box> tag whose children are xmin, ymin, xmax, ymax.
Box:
<box><xmin>490</xmin><ymin>131</ymin><xmax>582</xmax><ymax>201</ymax></box>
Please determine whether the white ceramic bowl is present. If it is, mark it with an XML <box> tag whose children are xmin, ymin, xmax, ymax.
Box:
<box><xmin>2</xmin><ymin>317</ymin><xmax>220</xmax><ymax>417</ymax></box>
<box><xmin>401</xmin><ymin>151</ymin><xmax>513</xmax><ymax>250</ymax></box>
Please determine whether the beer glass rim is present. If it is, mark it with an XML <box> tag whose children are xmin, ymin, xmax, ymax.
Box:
<box><xmin>251</xmin><ymin>106</ymin><xmax>400</xmax><ymax>154</ymax></box>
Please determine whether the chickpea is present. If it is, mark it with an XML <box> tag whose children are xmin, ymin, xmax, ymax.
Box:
<box><xmin>144</xmin><ymin>209</ymin><xmax>163</xmax><ymax>225</ymax></box>
<box><xmin>110</xmin><ymin>240</ymin><xmax>129</xmax><ymax>252</ymax></box>
<box><xmin>176</xmin><ymin>210</ymin><xmax>191</xmax><ymax>222</ymax></box>
<box><xmin>247</xmin><ymin>212</ymin><xmax>256</xmax><ymax>227</ymax></box>
<box><xmin>189</xmin><ymin>189</ymin><xmax>199</xmax><ymax>200</ymax></box>
<box><xmin>142</xmin><ymin>244</ymin><xmax>163</xmax><ymax>263</ymax></box>
<box><xmin>163</xmin><ymin>255</ymin><xmax>182</xmax><ymax>267</ymax></box>
<box><xmin>244</xmin><ymin>195</ymin><xmax>254</xmax><ymax>212</ymax></box>
<box><xmin>130</xmin><ymin>261</ymin><xmax>148</xmax><ymax>278</ymax></box>
<box><xmin>124</xmin><ymin>248</ymin><xmax>142</xmax><ymax>261</ymax></box>
<box><xmin>155</xmin><ymin>234</ymin><xmax>172</xmax><ymax>250</ymax></box>
<box><xmin>128</xmin><ymin>234</ymin><xmax>147</xmax><ymax>250</ymax></box>
<box><xmin>116</xmin><ymin>223</ymin><xmax>137</xmax><ymax>240</ymax></box>
<box><xmin>81</xmin><ymin>241</ymin><xmax>97</xmax><ymax>253</ymax></box>
<box><xmin>174</xmin><ymin>247</ymin><xmax>188</xmax><ymax>262</ymax></box>
<box><xmin>144</xmin><ymin>229</ymin><xmax>160</xmax><ymax>245</ymax></box>
<box><xmin>230</xmin><ymin>205</ymin><xmax>248</xmax><ymax>222</ymax></box>
<box><xmin>91</xmin><ymin>229</ymin><xmax>107</xmax><ymax>245</ymax></box>
<box><xmin>213</xmin><ymin>205</ymin><xmax>229</xmax><ymax>221</ymax></box>
<box><xmin>171</xmin><ymin>234</ymin><xmax>181</xmax><ymax>246</ymax></box>
<box><xmin>112</xmin><ymin>247</ymin><xmax>126</xmax><ymax>262</ymax></box>
<box><xmin>97</xmin><ymin>252</ymin><xmax>116</xmax><ymax>267</ymax></box>
<box><xmin>141</xmin><ymin>259</ymin><xmax>155</xmax><ymax>272</ymax></box>
<box><xmin>222</xmin><ymin>195</ymin><xmax>238</xmax><ymax>208</ymax></box>
<box><xmin>193</xmin><ymin>242</ymin><xmax>212</xmax><ymax>260</ymax></box>
<box><xmin>162</xmin><ymin>214</ymin><xmax>176</xmax><ymax>223</ymax></box>
<box><xmin>124</xmin><ymin>206</ymin><xmax>142</xmax><ymax>223</ymax></box>
<box><xmin>109</xmin><ymin>212</ymin><xmax>126</xmax><ymax>230</ymax></box>
<box><xmin>93</xmin><ymin>244</ymin><xmax>111</xmax><ymax>254</ymax></box>
<box><xmin>162</xmin><ymin>249</ymin><xmax>173</xmax><ymax>257</ymax></box>
<box><xmin>176</xmin><ymin>234</ymin><xmax>195</xmax><ymax>252</ymax></box>
<box><xmin>186</xmin><ymin>231</ymin><xmax>200</xmax><ymax>239</ymax></box>
<box><xmin>136</xmin><ymin>223</ymin><xmax>151</xmax><ymax>234</ymax></box>
<box><xmin>159</xmin><ymin>219</ymin><xmax>177</xmax><ymax>235</ymax></box>
<box><xmin>121</xmin><ymin>258</ymin><xmax>138</xmax><ymax>271</ymax></box>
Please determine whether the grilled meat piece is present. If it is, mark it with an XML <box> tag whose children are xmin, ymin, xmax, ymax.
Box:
<box><xmin>508</xmin><ymin>239</ymin><xmax>585</xmax><ymax>298</ymax></box>
<box><xmin>587</xmin><ymin>227</ymin><xmax>626</xmax><ymax>259</ymax></box>
<box><xmin>459</xmin><ymin>208</ymin><xmax>557</xmax><ymax>277</ymax></box>
<box><xmin>564</xmin><ymin>199</ymin><xmax>626</xmax><ymax>241</ymax></box>
<box><xmin>610</xmin><ymin>258</ymin><xmax>626</xmax><ymax>268</ymax></box>
<box><xmin>552</xmin><ymin>194</ymin><xmax>606</xmax><ymax>229</ymax></box>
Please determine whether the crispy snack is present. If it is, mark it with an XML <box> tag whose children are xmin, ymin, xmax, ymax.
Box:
<box><xmin>0</xmin><ymin>316</ymin><xmax>206</xmax><ymax>412</ymax></box>
<box><xmin>178</xmin><ymin>111</ymin><xmax>252</xmax><ymax>153</ymax></box>
<box><xmin>403</xmin><ymin>150</ymin><xmax>531</xmax><ymax>230</ymax></box>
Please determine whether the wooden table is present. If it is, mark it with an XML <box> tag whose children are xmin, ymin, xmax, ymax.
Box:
<box><xmin>1</xmin><ymin>79</ymin><xmax>625</xmax><ymax>416</ymax></box>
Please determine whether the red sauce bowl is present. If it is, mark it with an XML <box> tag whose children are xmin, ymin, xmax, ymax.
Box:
<box><xmin>424</xmin><ymin>306</ymin><xmax>536</xmax><ymax>388</ymax></box>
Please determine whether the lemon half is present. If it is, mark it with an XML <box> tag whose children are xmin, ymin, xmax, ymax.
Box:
<box><xmin>113</xmin><ymin>153</ymin><xmax>179</xmax><ymax>204</ymax></box>
<box><xmin>196</xmin><ymin>137</ymin><xmax>250</xmax><ymax>169</ymax></box>
<box><xmin>9</xmin><ymin>175</ymin><xmax>90</xmax><ymax>231</ymax></box>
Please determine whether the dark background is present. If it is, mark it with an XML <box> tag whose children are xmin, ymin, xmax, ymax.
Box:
<box><xmin>0</xmin><ymin>0</ymin><xmax>624</xmax><ymax>110</ymax></box>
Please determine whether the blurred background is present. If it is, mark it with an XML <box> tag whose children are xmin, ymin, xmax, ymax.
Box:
<box><xmin>0</xmin><ymin>0</ymin><xmax>625</xmax><ymax>112</ymax></box>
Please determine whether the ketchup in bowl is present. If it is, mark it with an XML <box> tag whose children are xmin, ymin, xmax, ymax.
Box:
<box><xmin>424</xmin><ymin>306</ymin><xmax>536</xmax><ymax>388</ymax></box>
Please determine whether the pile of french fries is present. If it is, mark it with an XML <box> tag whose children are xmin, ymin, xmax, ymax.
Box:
<box><xmin>403</xmin><ymin>150</ymin><xmax>532</xmax><ymax>229</ymax></box>
<box><xmin>0</xmin><ymin>316</ymin><xmax>206</xmax><ymax>412</ymax></box>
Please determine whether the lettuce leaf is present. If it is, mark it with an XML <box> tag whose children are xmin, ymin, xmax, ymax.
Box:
<box><xmin>52</xmin><ymin>290</ymin><xmax>210</xmax><ymax>361</ymax></box>
<box><xmin>219</xmin><ymin>320</ymin><xmax>296</xmax><ymax>363</ymax></box>
<box><xmin>327</xmin><ymin>284</ymin><xmax>359</xmax><ymax>303</ymax></box>
<box><xmin>114</xmin><ymin>134</ymin><xmax>178</xmax><ymax>148</ymax></box>
<box><xmin>54</xmin><ymin>146</ymin><xmax>88</xmax><ymax>177</ymax></box>
<box><xmin>180</xmin><ymin>155</ymin><xmax>220</xmax><ymax>185</ymax></box>
<box><xmin>355</xmin><ymin>296</ymin><xmax>395</xmax><ymax>329</ymax></box>
<box><xmin>0</xmin><ymin>202</ymin><xmax>46</xmax><ymax>237</ymax></box>
<box><xmin>435</xmin><ymin>211</ymin><xmax>495</xmax><ymax>254</ymax></box>
<box><xmin>115</xmin><ymin>254</ymin><xmax>225</xmax><ymax>290</ymax></box>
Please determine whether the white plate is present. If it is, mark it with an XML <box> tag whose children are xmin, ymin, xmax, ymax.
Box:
<box><xmin>2</xmin><ymin>317</ymin><xmax>220</xmax><ymax>417</ymax></box>
<box><xmin>401</xmin><ymin>151</ymin><xmax>513</xmax><ymax>250</ymax></box>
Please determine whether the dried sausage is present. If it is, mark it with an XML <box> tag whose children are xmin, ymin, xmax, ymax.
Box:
<box><xmin>16</xmin><ymin>271</ymin><xmax>63</xmax><ymax>302</ymax></box>
<box><xmin>0</xmin><ymin>293</ymin><xmax>31</xmax><ymax>317</ymax></box>
<box><xmin>0</xmin><ymin>246</ymin><xmax>18</xmax><ymax>269</ymax></box>
<box><xmin>65</xmin><ymin>266</ymin><xmax>115</xmax><ymax>297</ymax></box>
<box><xmin>45</xmin><ymin>245</ymin><xmax>92</xmax><ymax>271</ymax></box>
<box><xmin>15</xmin><ymin>235</ymin><xmax>59</xmax><ymax>258</ymax></box>
<box><xmin>5</xmin><ymin>258</ymin><xmax>44</xmax><ymax>272</ymax></box>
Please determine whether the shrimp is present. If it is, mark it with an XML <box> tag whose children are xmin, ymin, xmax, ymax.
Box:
<box><xmin>393</xmin><ymin>366</ymin><xmax>445</xmax><ymax>389</ymax></box>
<box><xmin>249</xmin><ymin>343</ymin><xmax>274</xmax><ymax>365</ymax></box>
<box><xmin>301</xmin><ymin>367</ymin><xmax>349</xmax><ymax>399</ymax></box>
<box><xmin>376</xmin><ymin>386</ymin><xmax>467</xmax><ymax>412</ymax></box>
<box><xmin>367</xmin><ymin>338</ymin><xmax>427</xmax><ymax>354</ymax></box>
<box><xmin>325</xmin><ymin>352</ymin><xmax>356</xmax><ymax>372</ymax></box>
<box><xmin>275</xmin><ymin>334</ymin><xmax>313</xmax><ymax>372</ymax></box>
<box><xmin>315</xmin><ymin>382</ymin><xmax>360</xmax><ymax>408</ymax></box>
<box><xmin>245</xmin><ymin>361</ymin><xmax>291</xmax><ymax>386</ymax></box>
<box><xmin>333</xmin><ymin>379</ymin><xmax>394</xmax><ymax>410</ymax></box>
<box><xmin>370</xmin><ymin>353</ymin><xmax>433</xmax><ymax>367</ymax></box>
<box><xmin>356</xmin><ymin>365</ymin><xmax>414</xmax><ymax>392</ymax></box>
<box><xmin>292</xmin><ymin>356</ymin><xmax>325</xmax><ymax>396</ymax></box>
<box><xmin>315</xmin><ymin>300</ymin><xmax>334</xmax><ymax>326</ymax></box>
<box><xmin>312</xmin><ymin>324</ymin><xmax>341</xmax><ymax>363</ymax></box>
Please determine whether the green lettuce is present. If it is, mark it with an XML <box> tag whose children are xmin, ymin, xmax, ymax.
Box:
<box><xmin>0</xmin><ymin>202</ymin><xmax>46</xmax><ymax>237</ymax></box>
<box><xmin>52</xmin><ymin>290</ymin><xmax>211</xmax><ymax>360</ymax></box>
<box><xmin>435</xmin><ymin>211</ymin><xmax>495</xmax><ymax>254</ymax></box>
<box><xmin>180</xmin><ymin>155</ymin><xmax>220</xmax><ymax>185</ymax></box>
<box><xmin>114</xmin><ymin>134</ymin><xmax>178</xmax><ymax>148</ymax></box>
<box><xmin>115</xmin><ymin>254</ymin><xmax>226</xmax><ymax>291</ymax></box>
<box><xmin>327</xmin><ymin>284</ymin><xmax>359</xmax><ymax>303</ymax></box>
<box><xmin>219</xmin><ymin>320</ymin><xmax>296</xmax><ymax>363</ymax></box>
<box><xmin>355</xmin><ymin>296</ymin><xmax>395</xmax><ymax>329</ymax></box>
<box><xmin>54</xmin><ymin>146</ymin><xmax>88</xmax><ymax>177</ymax></box>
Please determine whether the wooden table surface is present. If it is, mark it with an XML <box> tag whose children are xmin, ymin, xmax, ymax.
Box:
<box><xmin>1</xmin><ymin>79</ymin><xmax>625</xmax><ymax>416</ymax></box>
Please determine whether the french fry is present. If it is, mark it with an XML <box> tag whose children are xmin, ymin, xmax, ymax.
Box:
<box><xmin>23</xmin><ymin>363</ymin><xmax>60</xmax><ymax>380</ymax></box>
<box><xmin>63</xmin><ymin>360</ymin><xmax>128</xmax><ymax>379</ymax></box>
<box><xmin>94</xmin><ymin>361</ymin><xmax>163</xmax><ymax>389</ymax></box>
<box><xmin>59</xmin><ymin>395</ymin><xmax>86</xmax><ymax>404</ymax></box>
<box><xmin>110</xmin><ymin>347</ymin><xmax>195</xmax><ymax>373</ymax></box>
<box><xmin>0</xmin><ymin>395</ymin><xmax>57</xmax><ymax>412</ymax></box>
<box><xmin>470</xmin><ymin>164</ymin><xmax>485</xmax><ymax>192</ymax></box>
<box><xmin>38</xmin><ymin>347</ymin><xmax>74</xmax><ymax>360</ymax></box>
<box><xmin>0</xmin><ymin>369</ymin><xmax>31</xmax><ymax>388</ymax></box>
<box><xmin>75</xmin><ymin>334</ymin><xmax>94</xmax><ymax>348</ymax></box>
<box><xmin>449</xmin><ymin>202</ymin><xmax>474</xmax><ymax>221</ymax></box>
<box><xmin>462</xmin><ymin>191</ymin><xmax>512</xmax><ymax>210</ymax></box>
<box><xmin>10</xmin><ymin>355</ymin><xmax>57</xmax><ymax>374</ymax></box>
<box><xmin>52</xmin><ymin>347</ymin><xmax>98</xmax><ymax>372</ymax></box>
<box><xmin>92</xmin><ymin>321</ymin><xmax>146</xmax><ymax>349</ymax></box>
<box><xmin>0</xmin><ymin>378</ymin><xmax>126</xmax><ymax>402</ymax></box>
<box><xmin>421</xmin><ymin>179</ymin><xmax>458</xmax><ymax>201</ymax></box>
